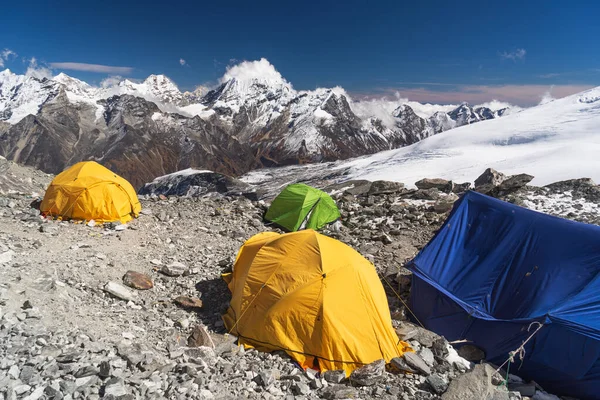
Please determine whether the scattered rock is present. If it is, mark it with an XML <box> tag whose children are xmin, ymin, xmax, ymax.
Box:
<box><xmin>323</xmin><ymin>369</ymin><xmax>346</xmax><ymax>384</ymax></box>
<box><xmin>161</xmin><ymin>262</ymin><xmax>187</xmax><ymax>276</ymax></box>
<box><xmin>349</xmin><ymin>359</ymin><xmax>385</xmax><ymax>386</ymax></box>
<box><xmin>103</xmin><ymin>281</ymin><xmax>135</xmax><ymax>302</ymax></box>
<box><xmin>188</xmin><ymin>325</ymin><xmax>215</xmax><ymax>348</ymax></box>
<box><xmin>122</xmin><ymin>270</ymin><xmax>153</xmax><ymax>290</ymax></box>
<box><xmin>0</xmin><ymin>249</ymin><xmax>14</xmax><ymax>264</ymax></box>
<box><xmin>174</xmin><ymin>295</ymin><xmax>203</xmax><ymax>309</ymax></box>
<box><xmin>391</xmin><ymin>356</ymin><xmax>417</xmax><ymax>374</ymax></box>
<box><xmin>442</xmin><ymin>364</ymin><xmax>507</xmax><ymax>400</ymax></box>
<box><xmin>427</xmin><ymin>373</ymin><xmax>449</xmax><ymax>394</ymax></box>
<box><xmin>291</xmin><ymin>382</ymin><xmax>311</xmax><ymax>396</ymax></box>
<box><xmin>452</xmin><ymin>182</ymin><xmax>472</xmax><ymax>193</ymax></box>
<box><xmin>322</xmin><ymin>387</ymin><xmax>359</xmax><ymax>399</ymax></box>
<box><xmin>103</xmin><ymin>377</ymin><xmax>128</xmax><ymax>397</ymax></box>
<box><xmin>404</xmin><ymin>352</ymin><xmax>431</xmax><ymax>375</ymax></box>
<box><xmin>369</xmin><ymin>180</ymin><xmax>405</xmax><ymax>195</ymax></box>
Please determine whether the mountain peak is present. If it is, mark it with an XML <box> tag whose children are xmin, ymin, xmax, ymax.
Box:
<box><xmin>53</xmin><ymin>72</ymin><xmax>91</xmax><ymax>89</ymax></box>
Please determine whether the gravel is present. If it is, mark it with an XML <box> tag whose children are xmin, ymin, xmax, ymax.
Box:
<box><xmin>0</xmin><ymin>166</ymin><xmax>591</xmax><ymax>399</ymax></box>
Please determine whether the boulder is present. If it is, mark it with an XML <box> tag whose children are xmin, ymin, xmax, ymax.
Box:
<box><xmin>442</xmin><ymin>364</ymin><xmax>507</xmax><ymax>400</ymax></box>
<box><xmin>415</xmin><ymin>178</ymin><xmax>454</xmax><ymax>193</ymax></box>
<box><xmin>474</xmin><ymin>168</ymin><xmax>507</xmax><ymax>188</ymax></box>
<box><xmin>368</xmin><ymin>180</ymin><xmax>405</xmax><ymax>195</ymax></box>
<box><xmin>498</xmin><ymin>174</ymin><xmax>534</xmax><ymax>191</ymax></box>
<box><xmin>349</xmin><ymin>359</ymin><xmax>385</xmax><ymax>386</ymax></box>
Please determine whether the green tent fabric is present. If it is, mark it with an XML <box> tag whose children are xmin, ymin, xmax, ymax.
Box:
<box><xmin>265</xmin><ymin>184</ymin><xmax>340</xmax><ymax>232</ymax></box>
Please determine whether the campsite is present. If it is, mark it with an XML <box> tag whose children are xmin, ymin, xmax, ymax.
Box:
<box><xmin>1</xmin><ymin>157</ymin><xmax>599</xmax><ymax>399</ymax></box>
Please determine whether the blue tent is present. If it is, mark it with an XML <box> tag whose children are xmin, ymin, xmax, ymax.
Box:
<box><xmin>408</xmin><ymin>191</ymin><xmax>600</xmax><ymax>399</ymax></box>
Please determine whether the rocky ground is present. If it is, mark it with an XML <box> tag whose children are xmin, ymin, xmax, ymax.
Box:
<box><xmin>1</xmin><ymin>158</ymin><xmax>596</xmax><ymax>400</ymax></box>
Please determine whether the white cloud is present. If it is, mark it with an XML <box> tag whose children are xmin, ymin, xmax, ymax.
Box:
<box><xmin>350</xmin><ymin>91</ymin><xmax>458</xmax><ymax>128</ymax></box>
<box><xmin>0</xmin><ymin>48</ymin><xmax>17</xmax><ymax>68</ymax></box>
<box><xmin>221</xmin><ymin>58</ymin><xmax>287</xmax><ymax>85</ymax></box>
<box><xmin>179</xmin><ymin>58</ymin><xmax>186</xmax><ymax>66</ymax></box>
<box><xmin>49</xmin><ymin>62</ymin><xmax>133</xmax><ymax>75</ymax></box>
<box><xmin>25</xmin><ymin>57</ymin><xmax>53</xmax><ymax>80</ymax></box>
<box><xmin>374</xmin><ymin>84</ymin><xmax>592</xmax><ymax>107</ymax></box>
<box><xmin>475</xmin><ymin>100</ymin><xmax>523</xmax><ymax>113</ymax></box>
<box><xmin>539</xmin><ymin>86</ymin><xmax>555</xmax><ymax>105</ymax></box>
<box><xmin>100</xmin><ymin>75</ymin><xmax>124</xmax><ymax>88</ymax></box>
<box><xmin>500</xmin><ymin>48</ymin><xmax>526</xmax><ymax>61</ymax></box>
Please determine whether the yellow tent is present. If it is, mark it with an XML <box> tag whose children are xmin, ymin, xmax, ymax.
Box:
<box><xmin>223</xmin><ymin>230</ymin><xmax>411</xmax><ymax>375</ymax></box>
<box><xmin>40</xmin><ymin>161</ymin><xmax>141</xmax><ymax>223</ymax></box>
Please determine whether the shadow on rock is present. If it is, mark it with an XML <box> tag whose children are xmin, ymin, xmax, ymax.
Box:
<box><xmin>194</xmin><ymin>277</ymin><xmax>231</xmax><ymax>333</ymax></box>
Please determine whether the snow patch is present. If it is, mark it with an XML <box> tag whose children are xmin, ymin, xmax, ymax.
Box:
<box><xmin>313</xmin><ymin>108</ymin><xmax>334</xmax><ymax>122</ymax></box>
<box><xmin>180</xmin><ymin>104</ymin><xmax>215</xmax><ymax>119</ymax></box>
<box><xmin>523</xmin><ymin>191</ymin><xmax>600</xmax><ymax>218</ymax></box>
<box><xmin>445</xmin><ymin>344</ymin><xmax>472</xmax><ymax>371</ymax></box>
<box><xmin>338</xmin><ymin>86</ymin><xmax>600</xmax><ymax>187</ymax></box>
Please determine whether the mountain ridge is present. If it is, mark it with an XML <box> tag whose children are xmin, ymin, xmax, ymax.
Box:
<box><xmin>0</xmin><ymin>59</ymin><xmax>514</xmax><ymax>187</ymax></box>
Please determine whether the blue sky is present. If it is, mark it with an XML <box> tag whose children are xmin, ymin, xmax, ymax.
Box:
<box><xmin>2</xmin><ymin>0</ymin><xmax>599</xmax><ymax>105</ymax></box>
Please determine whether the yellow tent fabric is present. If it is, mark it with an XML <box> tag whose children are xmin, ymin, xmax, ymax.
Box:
<box><xmin>223</xmin><ymin>230</ymin><xmax>411</xmax><ymax>375</ymax></box>
<box><xmin>40</xmin><ymin>161</ymin><xmax>141</xmax><ymax>223</ymax></box>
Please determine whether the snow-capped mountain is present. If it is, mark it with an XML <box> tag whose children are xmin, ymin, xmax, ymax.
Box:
<box><xmin>337</xmin><ymin>86</ymin><xmax>600</xmax><ymax>186</ymax></box>
<box><xmin>448</xmin><ymin>103</ymin><xmax>508</xmax><ymax>125</ymax></box>
<box><xmin>0</xmin><ymin>59</ymin><xmax>512</xmax><ymax>186</ymax></box>
<box><xmin>0</xmin><ymin>69</ymin><xmax>61</xmax><ymax>123</ymax></box>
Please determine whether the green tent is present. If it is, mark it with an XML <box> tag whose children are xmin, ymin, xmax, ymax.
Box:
<box><xmin>265</xmin><ymin>183</ymin><xmax>340</xmax><ymax>232</ymax></box>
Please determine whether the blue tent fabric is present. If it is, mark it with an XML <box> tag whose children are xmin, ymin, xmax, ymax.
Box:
<box><xmin>408</xmin><ymin>191</ymin><xmax>600</xmax><ymax>399</ymax></box>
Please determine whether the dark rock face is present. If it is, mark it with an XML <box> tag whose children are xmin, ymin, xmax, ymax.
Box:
<box><xmin>138</xmin><ymin>170</ymin><xmax>261</xmax><ymax>200</ymax></box>
<box><xmin>1</xmin><ymin>94</ymin><xmax>258</xmax><ymax>189</ymax></box>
